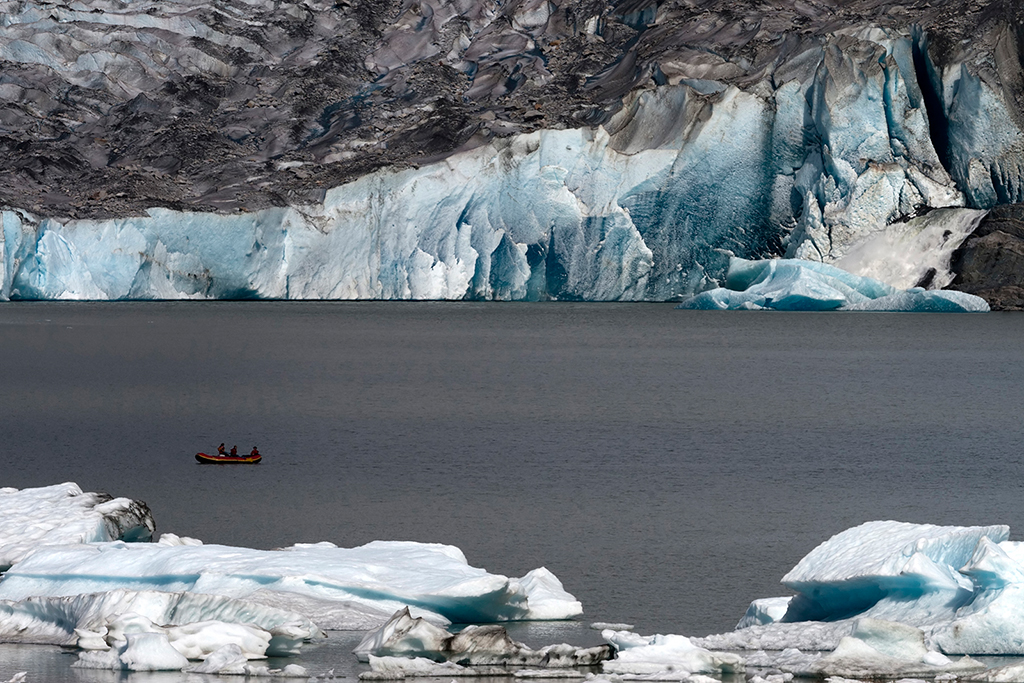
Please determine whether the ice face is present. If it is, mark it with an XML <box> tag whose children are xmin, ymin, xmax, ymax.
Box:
<box><xmin>677</xmin><ymin>258</ymin><xmax>990</xmax><ymax>312</ymax></box>
<box><xmin>0</xmin><ymin>483</ymin><xmax>154</xmax><ymax>571</ymax></box>
<box><xmin>0</xmin><ymin>538</ymin><xmax>582</xmax><ymax>631</ymax></box>
<box><xmin>0</xmin><ymin>25</ymin><xmax>1006</xmax><ymax>303</ymax></box>
<box><xmin>833</xmin><ymin>208</ymin><xmax>989</xmax><ymax>289</ymax></box>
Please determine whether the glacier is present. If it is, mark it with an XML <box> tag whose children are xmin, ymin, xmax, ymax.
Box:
<box><xmin>1</xmin><ymin>0</ymin><xmax>1024</xmax><ymax>303</ymax></box>
<box><xmin>0</xmin><ymin>18</ymin><xmax>1020</xmax><ymax>302</ymax></box>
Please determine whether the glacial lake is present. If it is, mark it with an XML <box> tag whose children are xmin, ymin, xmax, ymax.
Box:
<box><xmin>3</xmin><ymin>302</ymin><xmax>1024</xmax><ymax>680</ymax></box>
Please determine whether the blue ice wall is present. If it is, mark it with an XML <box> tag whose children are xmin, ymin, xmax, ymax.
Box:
<box><xmin>1</xmin><ymin>28</ymin><xmax>1020</xmax><ymax>301</ymax></box>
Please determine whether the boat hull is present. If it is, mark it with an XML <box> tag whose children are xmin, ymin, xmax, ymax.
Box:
<box><xmin>195</xmin><ymin>452</ymin><xmax>261</xmax><ymax>464</ymax></box>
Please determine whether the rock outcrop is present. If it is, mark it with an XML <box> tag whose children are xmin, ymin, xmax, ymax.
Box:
<box><xmin>950</xmin><ymin>204</ymin><xmax>1024</xmax><ymax>309</ymax></box>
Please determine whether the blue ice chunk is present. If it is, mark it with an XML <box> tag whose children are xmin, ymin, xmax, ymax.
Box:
<box><xmin>678</xmin><ymin>258</ymin><xmax>987</xmax><ymax>312</ymax></box>
<box><xmin>843</xmin><ymin>288</ymin><xmax>990</xmax><ymax>312</ymax></box>
<box><xmin>781</xmin><ymin>521</ymin><xmax>1008</xmax><ymax>623</ymax></box>
<box><xmin>676</xmin><ymin>288</ymin><xmax>765</xmax><ymax>310</ymax></box>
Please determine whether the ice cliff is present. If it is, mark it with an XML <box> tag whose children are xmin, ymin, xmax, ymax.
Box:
<box><xmin>1</xmin><ymin>1</ymin><xmax>1024</xmax><ymax>302</ymax></box>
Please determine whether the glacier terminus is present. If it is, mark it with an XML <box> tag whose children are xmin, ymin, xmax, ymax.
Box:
<box><xmin>1</xmin><ymin>0</ymin><xmax>1024</xmax><ymax>304</ymax></box>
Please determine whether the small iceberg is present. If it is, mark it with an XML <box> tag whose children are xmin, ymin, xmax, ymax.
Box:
<box><xmin>677</xmin><ymin>258</ymin><xmax>989</xmax><ymax>312</ymax></box>
<box><xmin>355</xmin><ymin>607</ymin><xmax>613</xmax><ymax>666</ymax></box>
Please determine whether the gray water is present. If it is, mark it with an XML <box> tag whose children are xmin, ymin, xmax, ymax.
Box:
<box><xmin>3</xmin><ymin>303</ymin><xmax>1024</xmax><ymax>678</ymax></box>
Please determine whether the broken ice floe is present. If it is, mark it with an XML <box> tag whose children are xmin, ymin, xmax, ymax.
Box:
<box><xmin>600</xmin><ymin>629</ymin><xmax>744</xmax><ymax>678</ymax></box>
<box><xmin>355</xmin><ymin>607</ymin><xmax>613</xmax><ymax>667</ymax></box>
<box><xmin>0</xmin><ymin>483</ymin><xmax>586</xmax><ymax>679</ymax></box>
<box><xmin>678</xmin><ymin>258</ymin><xmax>989</xmax><ymax>312</ymax></box>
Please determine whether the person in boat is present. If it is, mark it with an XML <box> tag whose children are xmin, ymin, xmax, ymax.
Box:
<box><xmin>230</xmin><ymin>445</ymin><xmax>238</xmax><ymax>456</ymax></box>
<box><xmin>217</xmin><ymin>443</ymin><xmax>226</xmax><ymax>455</ymax></box>
<box><xmin>250</xmin><ymin>446</ymin><xmax>260</xmax><ymax>456</ymax></box>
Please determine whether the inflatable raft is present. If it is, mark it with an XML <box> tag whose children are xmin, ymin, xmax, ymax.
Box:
<box><xmin>195</xmin><ymin>452</ymin><xmax>261</xmax><ymax>464</ymax></box>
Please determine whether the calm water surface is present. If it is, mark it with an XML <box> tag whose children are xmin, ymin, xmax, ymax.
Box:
<box><xmin>2</xmin><ymin>302</ymin><xmax>1024</xmax><ymax>678</ymax></box>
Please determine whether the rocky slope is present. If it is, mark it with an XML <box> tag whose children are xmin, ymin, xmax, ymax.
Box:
<box><xmin>950</xmin><ymin>204</ymin><xmax>1024</xmax><ymax>309</ymax></box>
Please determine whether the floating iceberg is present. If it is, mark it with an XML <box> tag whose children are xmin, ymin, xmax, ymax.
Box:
<box><xmin>736</xmin><ymin>597</ymin><xmax>793</xmax><ymax>629</ymax></box>
<box><xmin>781</xmin><ymin>521</ymin><xmax>1006</xmax><ymax>622</ymax></box>
<box><xmin>355</xmin><ymin>607</ymin><xmax>612</xmax><ymax>666</ymax></box>
<box><xmin>72</xmin><ymin>631</ymin><xmax>314</xmax><ymax>674</ymax></box>
<box><xmin>700</xmin><ymin>520</ymin><xmax>1024</xmax><ymax>657</ymax></box>
<box><xmin>0</xmin><ymin>588</ymin><xmax>321</xmax><ymax>652</ymax></box>
<box><xmin>0</xmin><ymin>537</ymin><xmax>582</xmax><ymax>632</ymax></box>
<box><xmin>783</xmin><ymin>619</ymin><xmax>982</xmax><ymax>678</ymax></box>
<box><xmin>0</xmin><ymin>483</ymin><xmax>154</xmax><ymax>570</ymax></box>
<box><xmin>73</xmin><ymin>631</ymin><xmax>189</xmax><ymax>671</ymax></box>
<box><xmin>601</xmin><ymin>629</ymin><xmax>745</xmax><ymax>678</ymax></box>
<box><xmin>677</xmin><ymin>258</ymin><xmax>989</xmax><ymax>311</ymax></box>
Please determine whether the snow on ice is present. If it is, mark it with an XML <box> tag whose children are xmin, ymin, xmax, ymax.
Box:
<box><xmin>0</xmin><ymin>482</ymin><xmax>154</xmax><ymax>570</ymax></box>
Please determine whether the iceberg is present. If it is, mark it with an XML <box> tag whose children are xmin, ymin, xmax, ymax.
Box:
<box><xmin>700</xmin><ymin>520</ymin><xmax>1024</xmax><ymax>658</ymax></box>
<box><xmin>0</xmin><ymin>483</ymin><xmax>154</xmax><ymax>570</ymax></box>
<box><xmin>736</xmin><ymin>597</ymin><xmax>793</xmax><ymax>629</ymax></box>
<box><xmin>694</xmin><ymin>621</ymin><xmax>856</xmax><ymax>653</ymax></box>
<box><xmin>354</xmin><ymin>607</ymin><xmax>612</xmax><ymax>666</ymax></box>
<box><xmin>677</xmin><ymin>258</ymin><xmax>989</xmax><ymax>311</ymax></box>
<box><xmin>783</xmin><ymin>619</ymin><xmax>983</xmax><ymax>678</ymax></box>
<box><xmin>600</xmin><ymin>629</ymin><xmax>745</xmax><ymax>678</ymax></box>
<box><xmin>0</xmin><ymin>589</ymin><xmax>323</xmax><ymax>653</ymax></box>
<box><xmin>780</xmin><ymin>521</ymin><xmax>1006</xmax><ymax>622</ymax></box>
<box><xmin>0</xmin><ymin>537</ymin><xmax>582</xmax><ymax>631</ymax></box>
<box><xmin>72</xmin><ymin>631</ymin><xmax>189</xmax><ymax>671</ymax></box>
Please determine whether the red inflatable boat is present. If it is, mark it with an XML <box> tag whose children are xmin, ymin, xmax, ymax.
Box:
<box><xmin>195</xmin><ymin>452</ymin><xmax>262</xmax><ymax>464</ymax></box>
